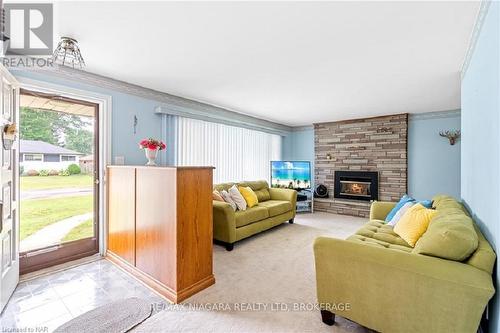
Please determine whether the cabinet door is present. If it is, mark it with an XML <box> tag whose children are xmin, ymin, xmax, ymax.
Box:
<box><xmin>135</xmin><ymin>168</ymin><xmax>176</xmax><ymax>289</ymax></box>
<box><xmin>107</xmin><ymin>167</ymin><xmax>136</xmax><ymax>265</ymax></box>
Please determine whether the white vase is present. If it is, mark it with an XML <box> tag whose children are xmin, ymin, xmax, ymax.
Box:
<box><xmin>145</xmin><ymin>148</ymin><xmax>158</xmax><ymax>166</ymax></box>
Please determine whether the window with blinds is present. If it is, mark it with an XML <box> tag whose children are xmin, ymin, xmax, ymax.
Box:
<box><xmin>173</xmin><ymin>116</ymin><xmax>282</xmax><ymax>184</ymax></box>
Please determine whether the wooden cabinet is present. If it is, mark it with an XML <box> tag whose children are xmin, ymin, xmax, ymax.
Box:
<box><xmin>107</xmin><ymin>166</ymin><xmax>215</xmax><ymax>303</ymax></box>
<box><xmin>107</xmin><ymin>167</ymin><xmax>136</xmax><ymax>266</ymax></box>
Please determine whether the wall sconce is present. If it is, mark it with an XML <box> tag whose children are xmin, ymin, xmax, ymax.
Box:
<box><xmin>326</xmin><ymin>153</ymin><xmax>332</xmax><ymax>160</ymax></box>
<box><xmin>439</xmin><ymin>130</ymin><xmax>461</xmax><ymax>145</ymax></box>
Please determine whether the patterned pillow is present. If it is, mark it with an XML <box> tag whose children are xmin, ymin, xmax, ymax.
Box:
<box><xmin>229</xmin><ymin>184</ymin><xmax>247</xmax><ymax>211</ymax></box>
<box><xmin>220</xmin><ymin>190</ymin><xmax>237</xmax><ymax>211</ymax></box>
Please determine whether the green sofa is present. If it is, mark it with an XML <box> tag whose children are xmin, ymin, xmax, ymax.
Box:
<box><xmin>213</xmin><ymin>180</ymin><xmax>297</xmax><ymax>251</ymax></box>
<box><xmin>313</xmin><ymin>195</ymin><xmax>496</xmax><ymax>333</ymax></box>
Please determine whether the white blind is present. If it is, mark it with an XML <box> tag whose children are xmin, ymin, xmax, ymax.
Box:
<box><xmin>174</xmin><ymin>116</ymin><xmax>282</xmax><ymax>183</ymax></box>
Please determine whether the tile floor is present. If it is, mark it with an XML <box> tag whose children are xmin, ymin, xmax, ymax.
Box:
<box><xmin>0</xmin><ymin>259</ymin><xmax>166</xmax><ymax>332</ymax></box>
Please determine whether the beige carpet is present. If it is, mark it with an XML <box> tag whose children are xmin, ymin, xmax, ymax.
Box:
<box><xmin>135</xmin><ymin>212</ymin><xmax>372</xmax><ymax>333</ymax></box>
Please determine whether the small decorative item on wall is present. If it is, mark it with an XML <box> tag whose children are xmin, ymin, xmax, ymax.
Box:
<box><xmin>439</xmin><ymin>130</ymin><xmax>461</xmax><ymax>145</ymax></box>
<box><xmin>139</xmin><ymin>138</ymin><xmax>166</xmax><ymax>166</ymax></box>
<box><xmin>376</xmin><ymin>126</ymin><xmax>393</xmax><ymax>133</ymax></box>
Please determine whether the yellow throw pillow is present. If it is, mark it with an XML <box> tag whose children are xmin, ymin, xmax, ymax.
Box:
<box><xmin>238</xmin><ymin>186</ymin><xmax>258</xmax><ymax>208</ymax></box>
<box><xmin>393</xmin><ymin>203</ymin><xmax>437</xmax><ymax>247</ymax></box>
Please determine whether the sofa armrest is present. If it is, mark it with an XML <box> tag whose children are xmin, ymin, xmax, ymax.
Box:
<box><xmin>313</xmin><ymin>237</ymin><xmax>494</xmax><ymax>333</ymax></box>
<box><xmin>369</xmin><ymin>201</ymin><xmax>396</xmax><ymax>221</ymax></box>
<box><xmin>212</xmin><ymin>201</ymin><xmax>236</xmax><ymax>243</ymax></box>
<box><xmin>269</xmin><ymin>188</ymin><xmax>298</xmax><ymax>207</ymax></box>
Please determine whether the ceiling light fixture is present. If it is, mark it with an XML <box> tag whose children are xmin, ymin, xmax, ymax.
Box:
<box><xmin>52</xmin><ymin>36</ymin><xmax>85</xmax><ymax>68</ymax></box>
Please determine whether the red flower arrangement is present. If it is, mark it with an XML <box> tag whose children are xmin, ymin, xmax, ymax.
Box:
<box><xmin>139</xmin><ymin>138</ymin><xmax>166</xmax><ymax>150</ymax></box>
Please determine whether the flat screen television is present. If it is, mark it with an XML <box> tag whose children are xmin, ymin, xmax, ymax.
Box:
<box><xmin>271</xmin><ymin>161</ymin><xmax>311</xmax><ymax>190</ymax></box>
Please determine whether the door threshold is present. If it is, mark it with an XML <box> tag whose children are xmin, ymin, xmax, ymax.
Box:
<box><xmin>20</xmin><ymin>253</ymin><xmax>102</xmax><ymax>282</ymax></box>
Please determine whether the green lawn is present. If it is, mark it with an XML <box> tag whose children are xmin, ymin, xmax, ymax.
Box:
<box><xmin>20</xmin><ymin>195</ymin><xmax>93</xmax><ymax>240</ymax></box>
<box><xmin>63</xmin><ymin>218</ymin><xmax>94</xmax><ymax>242</ymax></box>
<box><xmin>21</xmin><ymin>174</ymin><xmax>93</xmax><ymax>191</ymax></box>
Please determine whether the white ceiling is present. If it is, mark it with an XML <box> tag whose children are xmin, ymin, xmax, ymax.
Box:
<box><xmin>53</xmin><ymin>1</ymin><xmax>479</xmax><ymax>126</ymax></box>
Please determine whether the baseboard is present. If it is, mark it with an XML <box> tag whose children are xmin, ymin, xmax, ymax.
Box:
<box><xmin>106</xmin><ymin>251</ymin><xmax>215</xmax><ymax>303</ymax></box>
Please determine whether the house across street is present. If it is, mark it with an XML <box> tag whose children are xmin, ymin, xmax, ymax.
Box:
<box><xmin>20</xmin><ymin>139</ymin><xmax>84</xmax><ymax>172</ymax></box>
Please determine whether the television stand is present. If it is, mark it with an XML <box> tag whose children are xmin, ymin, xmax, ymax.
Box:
<box><xmin>296</xmin><ymin>189</ymin><xmax>313</xmax><ymax>213</ymax></box>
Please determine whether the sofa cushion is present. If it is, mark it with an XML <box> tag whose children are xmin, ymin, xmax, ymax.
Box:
<box><xmin>347</xmin><ymin>234</ymin><xmax>413</xmax><ymax>253</ymax></box>
<box><xmin>353</xmin><ymin>220</ymin><xmax>412</xmax><ymax>248</ymax></box>
<box><xmin>466</xmin><ymin>224</ymin><xmax>496</xmax><ymax>274</ymax></box>
<box><xmin>235</xmin><ymin>206</ymin><xmax>269</xmax><ymax>227</ymax></box>
<box><xmin>413</xmin><ymin>212</ymin><xmax>478</xmax><ymax>261</ymax></box>
<box><xmin>393</xmin><ymin>203</ymin><xmax>436</xmax><ymax>247</ymax></box>
<box><xmin>214</xmin><ymin>182</ymin><xmax>235</xmax><ymax>192</ymax></box>
<box><xmin>257</xmin><ymin>200</ymin><xmax>292</xmax><ymax>217</ymax></box>
<box><xmin>432</xmin><ymin>194</ymin><xmax>468</xmax><ymax>215</ymax></box>
<box><xmin>239</xmin><ymin>180</ymin><xmax>271</xmax><ymax>202</ymax></box>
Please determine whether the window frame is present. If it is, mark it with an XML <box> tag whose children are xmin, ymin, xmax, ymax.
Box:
<box><xmin>60</xmin><ymin>155</ymin><xmax>77</xmax><ymax>162</ymax></box>
<box><xmin>23</xmin><ymin>153</ymin><xmax>43</xmax><ymax>162</ymax></box>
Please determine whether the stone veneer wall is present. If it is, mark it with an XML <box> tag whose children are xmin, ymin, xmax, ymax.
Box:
<box><xmin>314</xmin><ymin>113</ymin><xmax>408</xmax><ymax>217</ymax></box>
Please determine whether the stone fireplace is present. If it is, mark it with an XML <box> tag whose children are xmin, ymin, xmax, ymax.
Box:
<box><xmin>334</xmin><ymin>171</ymin><xmax>378</xmax><ymax>201</ymax></box>
<box><xmin>314</xmin><ymin>113</ymin><xmax>408</xmax><ymax>217</ymax></box>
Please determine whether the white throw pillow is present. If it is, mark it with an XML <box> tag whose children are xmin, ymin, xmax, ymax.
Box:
<box><xmin>229</xmin><ymin>185</ymin><xmax>247</xmax><ymax>211</ymax></box>
<box><xmin>387</xmin><ymin>202</ymin><xmax>414</xmax><ymax>226</ymax></box>
<box><xmin>220</xmin><ymin>190</ymin><xmax>237</xmax><ymax>211</ymax></box>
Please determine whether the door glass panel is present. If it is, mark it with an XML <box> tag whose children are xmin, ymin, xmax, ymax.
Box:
<box><xmin>19</xmin><ymin>93</ymin><xmax>97</xmax><ymax>253</ymax></box>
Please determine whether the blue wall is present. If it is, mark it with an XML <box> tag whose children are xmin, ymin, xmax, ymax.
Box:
<box><xmin>408</xmin><ymin>112</ymin><xmax>461</xmax><ymax>200</ymax></box>
<box><xmin>461</xmin><ymin>2</ymin><xmax>500</xmax><ymax>332</ymax></box>
<box><xmin>13</xmin><ymin>70</ymin><xmax>165</xmax><ymax>166</ymax></box>
<box><xmin>283</xmin><ymin>127</ymin><xmax>315</xmax><ymax>186</ymax></box>
<box><xmin>283</xmin><ymin>128</ymin><xmax>315</xmax><ymax>161</ymax></box>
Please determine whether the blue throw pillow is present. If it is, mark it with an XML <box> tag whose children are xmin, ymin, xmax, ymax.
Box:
<box><xmin>385</xmin><ymin>195</ymin><xmax>414</xmax><ymax>222</ymax></box>
<box><xmin>385</xmin><ymin>195</ymin><xmax>433</xmax><ymax>222</ymax></box>
<box><xmin>419</xmin><ymin>199</ymin><xmax>433</xmax><ymax>209</ymax></box>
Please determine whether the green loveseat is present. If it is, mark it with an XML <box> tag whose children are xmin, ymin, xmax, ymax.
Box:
<box><xmin>313</xmin><ymin>195</ymin><xmax>496</xmax><ymax>333</ymax></box>
<box><xmin>213</xmin><ymin>180</ymin><xmax>297</xmax><ymax>251</ymax></box>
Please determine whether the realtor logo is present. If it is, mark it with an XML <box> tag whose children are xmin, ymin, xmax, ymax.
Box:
<box><xmin>2</xmin><ymin>3</ymin><xmax>53</xmax><ymax>56</ymax></box>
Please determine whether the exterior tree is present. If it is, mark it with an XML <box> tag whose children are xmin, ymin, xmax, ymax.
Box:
<box><xmin>65</xmin><ymin>128</ymin><xmax>93</xmax><ymax>155</ymax></box>
<box><xmin>20</xmin><ymin>107</ymin><xmax>58</xmax><ymax>144</ymax></box>
<box><xmin>20</xmin><ymin>107</ymin><xmax>93</xmax><ymax>154</ymax></box>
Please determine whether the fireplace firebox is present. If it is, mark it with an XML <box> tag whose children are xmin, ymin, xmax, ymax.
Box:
<box><xmin>334</xmin><ymin>171</ymin><xmax>379</xmax><ymax>201</ymax></box>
